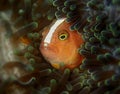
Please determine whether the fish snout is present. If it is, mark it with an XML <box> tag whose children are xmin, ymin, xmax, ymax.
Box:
<box><xmin>40</xmin><ymin>42</ymin><xmax>50</xmax><ymax>49</ymax></box>
<box><xmin>43</xmin><ymin>42</ymin><xmax>50</xmax><ymax>47</ymax></box>
<box><xmin>40</xmin><ymin>42</ymin><xmax>57</xmax><ymax>53</ymax></box>
<box><xmin>40</xmin><ymin>41</ymin><xmax>58</xmax><ymax>63</ymax></box>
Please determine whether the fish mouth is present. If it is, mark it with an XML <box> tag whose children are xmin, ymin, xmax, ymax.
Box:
<box><xmin>40</xmin><ymin>42</ymin><xmax>57</xmax><ymax>52</ymax></box>
<box><xmin>40</xmin><ymin>42</ymin><xmax>58</xmax><ymax>60</ymax></box>
<box><xmin>43</xmin><ymin>42</ymin><xmax>49</xmax><ymax>47</ymax></box>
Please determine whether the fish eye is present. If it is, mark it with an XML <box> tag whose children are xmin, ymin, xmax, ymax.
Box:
<box><xmin>58</xmin><ymin>33</ymin><xmax>68</xmax><ymax>40</ymax></box>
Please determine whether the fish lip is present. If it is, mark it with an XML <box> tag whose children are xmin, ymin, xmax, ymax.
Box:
<box><xmin>43</xmin><ymin>42</ymin><xmax>49</xmax><ymax>47</ymax></box>
<box><xmin>40</xmin><ymin>42</ymin><xmax>58</xmax><ymax>62</ymax></box>
<box><xmin>40</xmin><ymin>42</ymin><xmax>58</xmax><ymax>54</ymax></box>
<box><xmin>40</xmin><ymin>42</ymin><xmax>50</xmax><ymax>49</ymax></box>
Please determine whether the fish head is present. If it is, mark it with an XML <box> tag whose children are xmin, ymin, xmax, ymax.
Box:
<box><xmin>40</xmin><ymin>19</ymin><xmax>84</xmax><ymax>69</ymax></box>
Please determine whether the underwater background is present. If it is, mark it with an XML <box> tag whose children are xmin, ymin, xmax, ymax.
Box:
<box><xmin>0</xmin><ymin>0</ymin><xmax>120</xmax><ymax>94</ymax></box>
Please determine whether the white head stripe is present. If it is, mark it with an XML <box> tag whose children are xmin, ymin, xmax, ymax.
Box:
<box><xmin>44</xmin><ymin>18</ymin><xmax>65</xmax><ymax>44</ymax></box>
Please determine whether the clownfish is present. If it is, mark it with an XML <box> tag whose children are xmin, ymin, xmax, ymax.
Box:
<box><xmin>19</xmin><ymin>36</ymin><xmax>31</xmax><ymax>45</ymax></box>
<box><xmin>40</xmin><ymin>18</ymin><xmax>84</xmax><ymax>69</ymax></box>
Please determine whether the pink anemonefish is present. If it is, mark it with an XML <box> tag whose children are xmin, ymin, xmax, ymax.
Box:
<box><xmin>40</xmin><ymin>18</ymin><xmax>84</xmax><ymax>69</ymax></box>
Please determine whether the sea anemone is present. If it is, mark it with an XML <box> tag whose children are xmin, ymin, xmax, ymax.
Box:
<box><xmin>0</xmin><ymin>0</ymin><xmax>120</xmax><ymax>94</ymax></box>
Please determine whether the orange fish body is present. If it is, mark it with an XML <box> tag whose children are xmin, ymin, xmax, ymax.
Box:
<box><xmin>19</xmin><ymin>36</ymin><xmax>31</xmax><ymax>45</ymax></box>
<box><xmin>40</xmin><ymin>19</ymin><xmax>84</xmax><ymax>69</ymax></box>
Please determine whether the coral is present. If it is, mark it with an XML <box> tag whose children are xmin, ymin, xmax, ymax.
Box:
<box><xmin>0</xmin><ymin>0</ymin><xmax>120</xmax><ymax>94</ymax></box>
